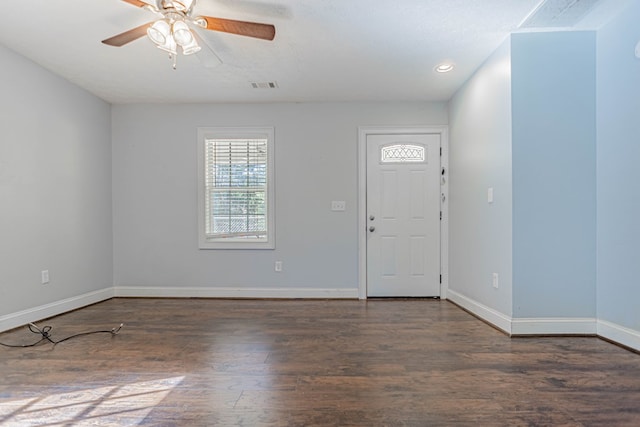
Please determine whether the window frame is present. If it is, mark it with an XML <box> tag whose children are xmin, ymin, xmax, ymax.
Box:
<box><xmin>197</xmin><ymin>126</ymin><xmax>275</xmax><ymax>250</ymax></box>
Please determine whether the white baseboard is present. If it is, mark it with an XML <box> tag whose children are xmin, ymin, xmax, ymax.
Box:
<box><xmin>598</xmin><ymin>319</ymin><xmax>640</xmax><ymax>352</ymax></box>
<box><xmin>3</xmin><ymin>286</ymin><xmax>638</xmax><ymax>353</ymax></box>
<box><xmin>447</xmin><ymin>289</ymin><xmax>599</xmax><ymax>337</ymax></box>
<box><xmin>446</xmin><ymin>289</ymin><xmax>512</xmax><ymax>334</ymax></box>
<box><xmin>511</xmin><ymin>317</ymin><xmax>597</xmax><ymax>335</ymax></box>
<box><xmin>0</xmin><ymin>288</ymin><xmax>115</xmax><ymax>333</ymax></box>
<box><xmin>114</xmin><ymin>286</ymin><xmax>359</xmax><ymax>299</ymax></box>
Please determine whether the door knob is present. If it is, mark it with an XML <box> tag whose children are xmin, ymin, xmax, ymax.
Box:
<box><xmin>369</xmin><ymin>215</ymin><xmax>375</xmax><ymax>221</ymax></box>
<box><xmin>369</xmin><ymin>226</ymin><xmax>375</xmax><ymax>232</ymax></box>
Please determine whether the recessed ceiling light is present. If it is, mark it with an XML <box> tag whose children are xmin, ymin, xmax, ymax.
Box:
<box><xmin>435</xmin><ymin>63</ymin><xmax>454</xmax><ymax>73</ymax></box>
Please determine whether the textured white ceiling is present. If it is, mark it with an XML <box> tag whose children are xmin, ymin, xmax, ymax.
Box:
<box><xmin>0</xmin><ymin>0</ymin><xmax>616</xmax><ymax>104</ymax></box>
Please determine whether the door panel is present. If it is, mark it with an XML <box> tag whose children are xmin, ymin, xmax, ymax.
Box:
<box><xmin>410</xmin><ymin>236</ymin><xmax>425</xmax><ymax>276</ymax></box>
<box><xmin>381</xmin><ymin>237</ymin><xmax>397</xmax><ymax>276</ymax></box>
<box><xmin>366</xmin><ymin>133</ymin><xmax>440</xmax><ymax>297</ymax></box>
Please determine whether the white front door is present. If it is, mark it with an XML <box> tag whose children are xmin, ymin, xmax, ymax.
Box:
<box><xmin>366</xmin><ymin>133</ymin><xmax>441</xmax><ymax>297</ymax></box>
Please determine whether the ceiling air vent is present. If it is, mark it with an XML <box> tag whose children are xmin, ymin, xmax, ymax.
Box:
<box><xmin>520</xmin><ymin>0</ymin><xmax>601</xmax><ymax>28</ymax></box>
<box><xmin>251</xmin><ymin>81</ymin><xmax>279</xmax><ymax>89</ymax></box>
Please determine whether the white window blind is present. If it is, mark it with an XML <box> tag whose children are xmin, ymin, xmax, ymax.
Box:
<box><xmin>197</xmin><ymin>126</ymin><xmax>275</xmax><ymax>249</ymax></box>
<box><xmin>205</xmin><ymin>138</ymin><xmax>268</xmax><ymax>240</ymax></box>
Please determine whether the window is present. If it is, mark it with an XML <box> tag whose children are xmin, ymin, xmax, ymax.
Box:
<box><xmin>197</xmin><ymin>127</ymin><xmax>275</xmax><ymax>249</ymax></box>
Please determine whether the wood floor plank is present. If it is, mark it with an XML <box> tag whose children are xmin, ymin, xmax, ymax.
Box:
<box><xmin>0</xmin><ymin>298</ymin><xmax>639</xmax><ymax>426</ymax></box>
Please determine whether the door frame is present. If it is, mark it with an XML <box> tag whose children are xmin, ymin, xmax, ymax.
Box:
<box><xmin>358</xmin><ymin>126</ymin><xmax>449</xmax><ymax>300</ymax></box>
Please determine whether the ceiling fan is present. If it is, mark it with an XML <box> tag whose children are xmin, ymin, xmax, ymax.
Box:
<box><xmin>102</xmin><ymin>0</ymin><xmax>276</xmax><ymax>68</ymax></box>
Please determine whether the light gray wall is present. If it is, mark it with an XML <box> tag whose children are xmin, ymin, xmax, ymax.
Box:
<box><xmin>596</xmin><ymin>1</ymin><xmax>640</xmax><ymax>331</ymax></box>
<box><xmin>0</xmin><ymin>45</ymin><xmax>112</xmax><ymax>316</ymax></box>
<box><xmin>449</xmin><ymin>31</ymin><xmax>598</xmax><ymax>323</ymax></box>
<box><xmin>448</xmin><ymin>39</ymin><xmax>513</xmax><ymax>316</ymax></box>
<box><xmin>112</xmin><ymin>102</ymin><xmax>447</xmax><ymax>290</ymax></box>
<box><xmin>511</xmin><ymin>32</ymin><xmax>597</xmax><ymax>318</ymax></box>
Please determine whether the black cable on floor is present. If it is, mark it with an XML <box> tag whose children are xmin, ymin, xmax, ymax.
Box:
<box><xmin>0</xmin><ymin>322</ymin><xmax>123</xmax><ymax>348</ymax></box>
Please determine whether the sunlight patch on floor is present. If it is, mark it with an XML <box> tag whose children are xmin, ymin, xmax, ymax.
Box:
<box><xmin>0</xmin><ymin>376</ymin><xmax>184</xmax><ymax>426</ymax></box>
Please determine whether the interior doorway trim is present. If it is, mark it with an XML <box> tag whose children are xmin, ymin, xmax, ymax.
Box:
<box><xmin>357</xmin><ymin>126</ymin><xmax>449</xmax><ymax>300</ymax></box>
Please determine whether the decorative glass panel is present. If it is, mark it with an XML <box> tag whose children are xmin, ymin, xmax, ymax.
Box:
<box><xmin>380</xmin><ymin>144</ymin><xmax>425</xmax><ymax>163</ymax></box>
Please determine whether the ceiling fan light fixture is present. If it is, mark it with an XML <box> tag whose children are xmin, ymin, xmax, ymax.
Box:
<box><xmin>156</xmin><ymin>33</ymin><xmax>177</xmax><ymax>55</ymax></box>
<box><xmin>172</xmin><ymin>20</ymin><xmax>194</xmax><ymax>46</ymax></box>
<box><xmin>181</xmin><ymin>38</ymin><xmax>201</xmax><ymax>55</ymax></box>
<box><xmin>147</xmin><ymin>19</ymin><xmax>171</xmax><ymax>45</ymax></box>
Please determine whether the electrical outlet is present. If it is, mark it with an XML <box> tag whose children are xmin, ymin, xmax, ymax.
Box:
<box><xmin>41</xmin><ymin>270</ymin><xmax>50</xmax><ymax>285</ymax></box>
<box><xmin>492</xmin><ymin>273</ymin><xmax>499</xmax><ymax>289</ymax></box>
<box><xmin>488</xmin><ymin>187</ymin><xmax>494</xmax><ymax>204</ymax></box>
<box><xmin>275</xmin><ymin>261</ymin><xmax>283</xmax><ymax>272</ymax></box>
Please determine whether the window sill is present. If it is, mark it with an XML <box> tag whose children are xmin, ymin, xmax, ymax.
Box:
<box><xmin>199</xmin><ymin>240</ymin><xmax>275</xmax><ymax>250</ymax></box>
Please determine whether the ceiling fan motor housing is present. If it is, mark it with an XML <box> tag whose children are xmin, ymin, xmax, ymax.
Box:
<box><xmin>157</xmin><ymin>0</ymin><xmax>195</xmax><ymax>14</ymax></box>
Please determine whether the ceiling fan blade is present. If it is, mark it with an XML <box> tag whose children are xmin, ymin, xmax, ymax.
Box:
<box><xmin>102</xmin><ymin>22</ymin><xmax>152</xmax><ymax>47</ymax></box>
<box><xmin>200</xmin><ymin>16</ymin><xmax>275</xmax><ymax>41</ymax></box>
<box><xmin>121</xmin><ymin>0</ymin><xmax>150</xmax><ymax>7</ymax></box>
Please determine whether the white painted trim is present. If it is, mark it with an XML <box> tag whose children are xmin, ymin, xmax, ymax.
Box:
<box><xmin>447</xmin><ymin>289</ymin><xmax>512</xmax><ymax>334</ymax></box>
<box><xmin>357</xmin><ymin>128</ymin><xmax>368</xmax><ymax>299</ymax></box>
<box><xmin>357</xmin><ymin>125</ymin><xmax>449</xmax><ymax>300</ymax></box>
<box><xmin>448</xmin><ymin>289</ymin><xmax>600</xmax><ymax>336</ymax></box>
<box><xmin>2</xmin><ymin>286</ymin><xmax>638</xmax><ymax>352</ymax></box>
<box><xmin>0</xmin><ymin>288</ymin><xmax>115</xmax><ymax>333</ymax></box>
<box><xmin>511</xmin><ymin>317</ymin><xmax>597</xmax><ymax>335</ymax></box>
<box><xmin>197</xmin><ymin>126</ymin><xmax>276</xmax><ymax>250</ymax></box>
<box><xmin>114</xmin><ymin>286</ymin><xmax>359</xmax><ymax>299</ymax></box>
<box><xmin>597</xmin><ymin>319</ymin><xmax>640</xmax><ymax>352</ymax></box>
<box><xmin>439</xmin><ymin>127</ymin><xmax>449</xmax><ymax>300</ymax></box>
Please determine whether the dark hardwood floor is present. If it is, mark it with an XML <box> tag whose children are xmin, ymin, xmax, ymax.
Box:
<box><xmin>0</xmin><ymin>298</ymin><xmax>639</xmax><ymax>426</ymax></box>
